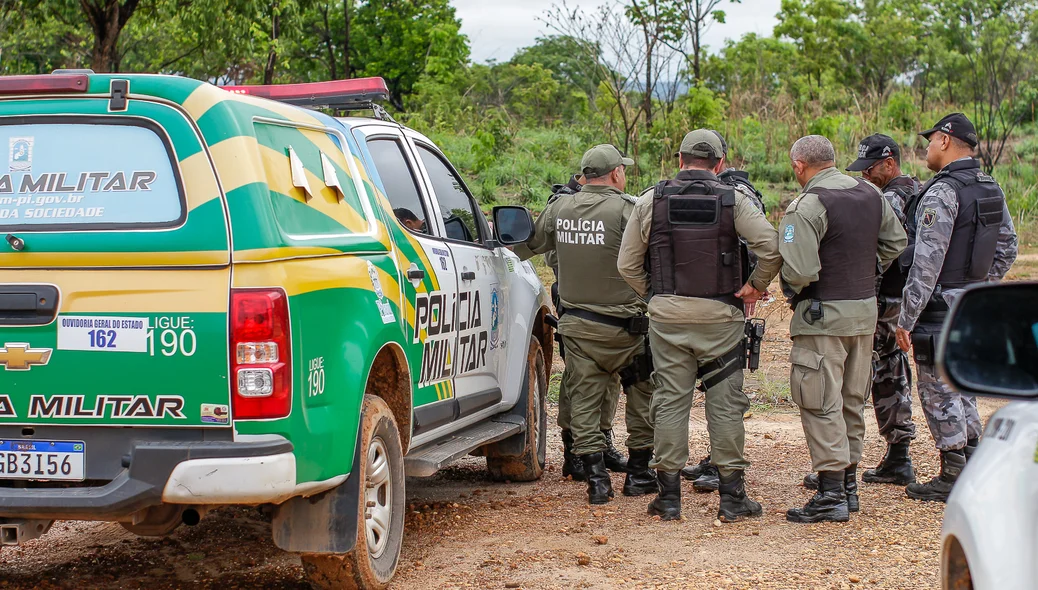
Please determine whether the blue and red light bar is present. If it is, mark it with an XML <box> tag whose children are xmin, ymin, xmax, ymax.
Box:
<box><xmin>223</xmin><ymin>77</ymin><xmax>389</xmax><ymax>109</ymax></box>
<box><xmin>0</xmin><ymin>74</ymin><xmax>89</xmax><ymax>96</ymax></box>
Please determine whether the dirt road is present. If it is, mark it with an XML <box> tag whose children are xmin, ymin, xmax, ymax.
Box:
<box><xmin>0</xmin><ymin>297</ymin><xmax>1000</xmax><ymax>589</ymax></box>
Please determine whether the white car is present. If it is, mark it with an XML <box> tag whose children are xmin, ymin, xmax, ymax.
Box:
<box><xmin>937</xmin><ymin>282</ymin><xmax>1038</xmax><ymax>590</ymax></box>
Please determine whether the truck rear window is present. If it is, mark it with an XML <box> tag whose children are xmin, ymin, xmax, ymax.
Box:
<box><xmin>0</xmin><ymin>120</ymin><xmax>185</xmax><ymax>231</ymax></box>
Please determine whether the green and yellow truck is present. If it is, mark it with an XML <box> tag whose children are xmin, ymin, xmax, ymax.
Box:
<box><xmin>0</xmin><ymin>72</ymin><xmax>553</xmax><ymax>589</ymax></box>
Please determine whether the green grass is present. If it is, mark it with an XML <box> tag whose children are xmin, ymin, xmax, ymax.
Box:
<box><xmin>746</xmin><ymin>365</ymin><xmax>794</xmax><ymax>412</ymax></box>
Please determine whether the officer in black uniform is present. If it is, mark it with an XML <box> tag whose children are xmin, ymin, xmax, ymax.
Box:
<box><xmin>895</xmin><ymin>113</ymin><xmax>1018</xmax><ymax>501</ymax></box>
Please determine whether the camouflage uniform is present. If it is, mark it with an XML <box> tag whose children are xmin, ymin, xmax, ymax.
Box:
<box><xmin>898</xmin><ymin>161</ymin><xmax>1019</xmax><ymax>451</ymax></box>
<box><xmin>872</xmin><ymin>178</ymin><xmax>915</xmax><ymax>445</ymax></box>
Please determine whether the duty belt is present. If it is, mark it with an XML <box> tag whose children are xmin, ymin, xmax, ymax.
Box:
<box><xmin>563</xmin><ymin>308</ymin><xmax>650</xmax><ymax>335</ymax></box>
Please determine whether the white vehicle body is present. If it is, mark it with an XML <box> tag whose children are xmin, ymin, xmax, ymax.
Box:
<box><xmin>942</xmin><ymin>401</ymin><xmax>1038</xmax><ymax>589</ymax></box>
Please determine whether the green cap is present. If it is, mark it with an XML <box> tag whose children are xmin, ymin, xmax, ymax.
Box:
<box><xmin>678</xmin><ymin>129</ymin><xmax>725</xmax><ymax>158</ymax></box>
<box><xmin>580</xmin><ymin>144</ymin><xmax>634</xmax><ymax>179</ymax></box>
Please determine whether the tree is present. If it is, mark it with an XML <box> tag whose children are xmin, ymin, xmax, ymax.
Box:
<box><xmin>934</xmin><ymin>0</ymin><xmax>1038</xmax><ymax>171</ymax></box>
<box><xmin>17</xmin><ymin>0</ymin><xmax>143</xmax><ymax>72</ymax></box>
<box><xmin>544</xmin><ymin>1</ymin><xmax>647</xmax><ymax>153</ymax></box>
<box><xmin>625</xmin><ymin>0</ymin><xmax>679</xmax><ymax>126</ymax></box>
<box><xmin>350</xmin><ymin>0</ymin><xmax>469</xmax><ymax>110</ymax></box>
<box><xmin>842</xmin><ymin>0</ymin><xmax>924</xmax><ymax>99</ymax></box>
<box><xmin>665</xmin><ymin>0</ymin><xmax>741</xmax><ymax>83</ymax></box>
<box><xmin>774</xmin><ymin>0</ymin><xmax>857</xmax><ymax>94</ymax></box>
<box><xmin>511</xmin><ymin>35</ymin><xmax>602</xmax><ymax>100</ymax></box>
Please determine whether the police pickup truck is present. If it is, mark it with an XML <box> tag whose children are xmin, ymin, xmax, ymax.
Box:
<box><xmin>0</xmin><ymin>72</ymin><xmax>553</xmax><ymax>589</ymax></box>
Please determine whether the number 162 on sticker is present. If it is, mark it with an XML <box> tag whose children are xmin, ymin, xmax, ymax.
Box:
<box><xmin>58</xmin><ymin>316</ymin><xmax>148</xmax><ymax>353</ymax></box>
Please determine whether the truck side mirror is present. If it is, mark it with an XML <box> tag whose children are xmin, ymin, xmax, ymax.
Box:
<box><xmin>939</xmin><ymin>282</ymin><xmax>1038</xmax><ymax>399</ymax></box>
<box><xmin>492</xmin><ymin>206</ymin><xmax>534</xmax><ymax>245</ymax></box>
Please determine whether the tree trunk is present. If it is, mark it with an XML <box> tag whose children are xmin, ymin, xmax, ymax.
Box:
<box><xmin>343</xmin><ymin>0</ymin><xmax>352</xmax><ymax>77</ymax></box>
<box><xmin>322</xmin><ymin>4</ymin><xmax>337</xmax><ymax>79</ymax></box>
<box><xmin>263</xmin><ymin>1</ymin><xmax>280</xmax><ymax>85</ymax></box>
<box><xmin>82</xmin><ymin>0</ymin><xmax>141</xmax><ymax>73</ymax></box>
<box><xmin>644</xmin><ymin>42</ymin><xmax>653</xmax><ymax>127</ymax></box>
<box><xmin>692</xmin><ymin>25</ymin><xmax>701</xmax><ymax>83</ymax></box>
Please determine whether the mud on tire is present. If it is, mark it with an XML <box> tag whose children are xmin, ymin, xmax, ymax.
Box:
<box><xmin>486</xmin><ymin>338</ymin><xmax>548</xmax><ymax>482</ymax></box>
<box><xmin>301</xmin><ymin>395</ymin><xmax>405</xmax><ymax>590</ymax></box>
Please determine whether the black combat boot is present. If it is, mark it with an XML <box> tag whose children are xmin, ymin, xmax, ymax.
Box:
<box><xmin>803</xmin><ymin>472</ymin><xmax>819</xmax><ymax>490</ymax></box>
<box><xmin>964</xmin><ymin>438</ymin><xmax>980</xmax><ymax>462</ymax></box>
<box><xmin>906</xmin><ymin>449</ymin><xmax>966</xmax><ymax>502</ymax></box>
<box><xmin>561</xmin><ymin>430</ymin><xmax>587</xmax><ymax>482</ymax></box>
<box><xmin>787</xmin><ymin>471</ymin><xmax>850</xmax><ymax>523</ymax></box>
<box><xmin>647</xmin><ymin>471</ymin><xmax>682</xmax><ymax>521</ymax></box>
<box><xmin>717</xmin><ymin>471</ymin><xmax>763</xmax><ymax>523</ymax></box>
<box><xmin>691</xmin><ymin>460</ymin><xmax>719</xmax><ymax>493</ymax></box>
<box><xmin>803</xmin><ymin>469</ymin><xmax>857</xmax><ymax>511</ymax></box>
<box><xmin>680</xmin><ymin>455</ymin><xmax>711</xmax><ymax>480</ymax></box>
<box><xmin>622</xmin><ymin>448</ymin><xmax>657</xmax><ymax>496</ymax></box>
<box><xmin>862</xmin><ymin>442</ymin><xmax>915</xmax><ymax>485</ymax></box>
<box><xmin>581</xmin><ymin>452</ymin><xmax>614</xmax><ymax>505</ymax></box>
<box><xmin>845</xmin><ymin>464</ymin><xmax>859</xmax><ymax>513</ymax></box>
<box><xmin>601</xmin><ymin>429</ymin><xmax>628</xmax><ymax>472</ymax></box>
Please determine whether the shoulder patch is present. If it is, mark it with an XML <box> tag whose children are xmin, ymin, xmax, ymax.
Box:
<box><xmin>620</xmin><ymin>193</ymin><xmax>638</xmax><ymax>205</ymax></box>
<box><xmin>921</xmin><ymin>207</ymin><xmax>937</xmax><ymax>228</ymax></box>
<box><xmin>783</xmin><ymin>224</ymin><xmax>795</xmax><ymax>243</ymax></box>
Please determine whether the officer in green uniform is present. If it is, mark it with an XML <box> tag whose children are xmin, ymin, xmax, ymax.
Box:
<box><xmin>618</xmin><ymin>130</ymin><xmax>783</xmax><ymax>523</ymax></box>
<box><xmin>515</xmin><ymin>144</ymin><xmax>656</xmax><ymax>505</ymax></box>
<box><xmin>779</xmin><ymin>135</ymin><xmax>908</xmax><ymax>523</ymax></box>
<box><xmin>545</xmin><ymin>174</ymin><xmax>628</xmax><ymax>481</ymax></box>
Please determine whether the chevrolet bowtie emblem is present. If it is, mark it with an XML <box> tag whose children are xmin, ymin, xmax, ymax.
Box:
<box><xmin>0</xmin><ymin>343</ymin><xmax>53</xmax><ymax>371</ymax></box>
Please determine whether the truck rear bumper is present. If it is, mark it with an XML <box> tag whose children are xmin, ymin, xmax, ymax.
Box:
<box><xmin>162</xmin><ymin>451</ymin><xmax>296</xmax><ymax>504</ymax></box>
<box><xmin>0</xmin><ymin>438</ymin><xmax>293</xmax><ymax>521</ymax></box>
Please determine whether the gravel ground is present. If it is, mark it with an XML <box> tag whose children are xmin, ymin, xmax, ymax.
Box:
<box><xmin>0</xmin><ymin>296</ymin><xmax>1002</xmax><ymax>589</ymax></box>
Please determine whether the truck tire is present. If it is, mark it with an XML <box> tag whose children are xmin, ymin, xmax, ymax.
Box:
<box><xmin>486</xmin><ymin>337</ymin><xmax>548</xmax><ymax>482</ymax></box>
<box><xmin>302</xmin><ymin>395</ymin><xmax>405</xmax><ymax>590</ymax></box>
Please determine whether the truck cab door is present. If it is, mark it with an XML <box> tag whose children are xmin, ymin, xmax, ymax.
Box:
<box><xmin>408</xmin><ymin>139</ymin><xmax>506</xmax><ymax>422</ymax></box>
<box><xmin>353</xmin><ymin>129</ymin><xmax>460</xmax><ymax>439</ymax></box>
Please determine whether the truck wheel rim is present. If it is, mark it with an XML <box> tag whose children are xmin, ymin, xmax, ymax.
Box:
<box><xmin>365</xmin><ymin>436</ymin><xmax>392</xmax><ymax>559</ymax></box>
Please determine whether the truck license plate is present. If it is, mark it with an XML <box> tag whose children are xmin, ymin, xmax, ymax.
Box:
<box><xmin>0</xmin><ymin>440</ymin><xmax>85</xmax><ymax>481</ymax></box>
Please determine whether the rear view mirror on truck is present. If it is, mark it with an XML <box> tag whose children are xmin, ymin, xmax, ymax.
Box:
<box><xmin>493</xmin><ymin>206</ymin><xmax>534</xmax><ymax>245</ymax></box>
<box><xmin>939</xmin><ymin>282</ymin><xmax>1038</xmax><ymax>398</ymax></box>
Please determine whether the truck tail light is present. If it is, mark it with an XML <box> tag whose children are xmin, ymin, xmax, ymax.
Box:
<box><xmin>230</xmin><ymin>289</ymin><xmax>291</xmax><ymax>419</ymax></box>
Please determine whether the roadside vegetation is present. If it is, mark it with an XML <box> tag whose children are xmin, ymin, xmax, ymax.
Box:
<box><xmin>4</xmin><ymin>0</ymin><xmax>1036</xmax><ymax>240</ymax></box>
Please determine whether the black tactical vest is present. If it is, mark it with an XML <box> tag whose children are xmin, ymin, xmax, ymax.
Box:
<box><xmin>792</xmin><ymin>178</ymin><xmax>883</xmax><ymax>304</ymax></box>
<box><xmin>877</xmin><ymin>175</ymin><xmax>919</xmax><ymax>298</ymax></box>
<box><xmin>901</xmin><ymin>159</ymin><xmax>1005</xmax><ymax>299</ymax></box>
<box><xmin>719</xmin><ymin>169</ymin><xmax>766</xmax><ymax>215</ymax></box>
<box><xmin>647</xmin><ymin>170</ymin><xmax>742</xmax><ymax>308</ymax></box>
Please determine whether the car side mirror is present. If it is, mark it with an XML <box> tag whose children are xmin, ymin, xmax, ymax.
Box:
<box><xmin>493</xmin><ymin>206</ymin><xmax>534</xmax><ymax>245</ymax></box>
<box><xmin>938</xmin><ymin>282</ymin><xmax>1038</xmax><ymax>399</ymax></box>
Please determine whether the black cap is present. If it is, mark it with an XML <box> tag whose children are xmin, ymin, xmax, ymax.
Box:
<box><xmin>847</xmin><ymin>134</ymin><xmax>900</xmax><ymax>172</ymax></box>
<box><xmin>919</xmin><ymin>113</ymin><xmax>979</xmax><ymax>148</ymax></box>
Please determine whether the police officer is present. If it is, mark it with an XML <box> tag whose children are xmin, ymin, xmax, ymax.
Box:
<box><xmin>545</xmin><ymin>174</ymin><xmax>629</xmax><ymax>482</ymax></box>
<box><xmin>779</xmin><ymin>135</ymin><xmax>907</xmax><ymax>523</ymax></box>
<box><xmin>618</xmin><ymin>129</ymin><xmax>782</xmax><ymax>523</ymax></box>
<box><xmin>516</xmin><ymin>145</ymin><xmax>656</xmax><ymax>505</ymax></box>
<box><xmin>680</xmin><ymin>130</ymin><xmax>770</xmax><ymax>494</ymax></box>
<box><xmin>803</xmin><ymin>134</ymin><xmax>919</xmax><ymax>493</ymax></box>
<box><xmin>896</xmin><ymin>113</ymin><xmax>1018</xmax><ymax>502</ymax></box>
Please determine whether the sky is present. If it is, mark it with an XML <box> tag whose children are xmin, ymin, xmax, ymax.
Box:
<box><xmin>452</xmin><ymin>0</ymin><xmax>782</xmax><ymax>64</ymax></box>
